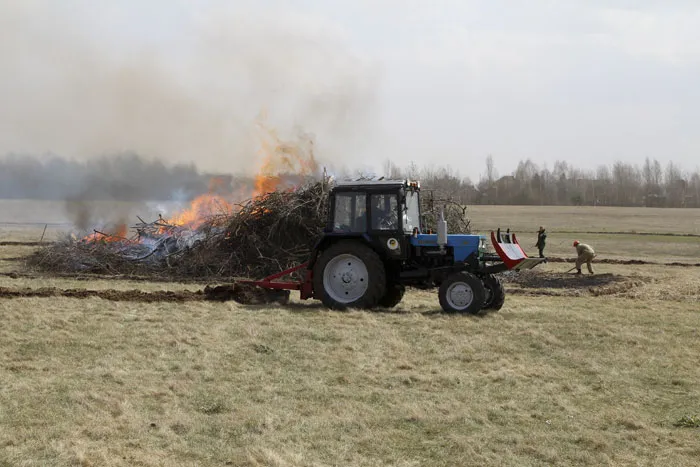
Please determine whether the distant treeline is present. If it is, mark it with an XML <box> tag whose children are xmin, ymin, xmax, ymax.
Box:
<box><xmin>3</xmin><ymin>153</ymin><xmax>700</xmax><ymax>208</ymax></box>
<box><xmin>0</xmin><ymin>153</ymin><xmax>252</xmax><ymax>202</ymax></box>
<box><xmin>382</xmin><ymin>156</ymin><xmax>700</xmax><ymax>208</ymax></box>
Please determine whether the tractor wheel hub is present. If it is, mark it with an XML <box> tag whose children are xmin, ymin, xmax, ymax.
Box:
<box><xmin>446</xmin><ymin>282</ymin><xmax>474</xmax><ymax>309</ymax></box>
<box><xmin>323</xmin><ymin>253</ymin><xmax>369</xmax><ymax>304</ymax></box>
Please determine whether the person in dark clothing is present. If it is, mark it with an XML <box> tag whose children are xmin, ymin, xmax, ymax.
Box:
<box><xmin>535</xmin><ymin>226</ymin><xmax>547</xmax><ymax>258</ymax></box>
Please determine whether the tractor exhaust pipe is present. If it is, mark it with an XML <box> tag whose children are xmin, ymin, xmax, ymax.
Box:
<box><xmin>437</xmin><ymin>207</ymin><xmax>447</xmax><ymax>251</ymax></box>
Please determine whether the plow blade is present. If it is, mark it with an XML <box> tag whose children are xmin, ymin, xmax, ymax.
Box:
<box><xmin>491</xmin><ymin>230</ymin><xmax>547</xmax><ymax>271</ymax></box>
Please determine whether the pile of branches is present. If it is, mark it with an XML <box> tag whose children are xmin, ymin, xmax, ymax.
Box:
<box><xmin>166</xmin><ymin>181</ymin><xmax>329</xmax><ymax>278</ymax></box>
<box><xmin>26</xmin><ymin>179</ymin><xmax>330</xmax><ymax>279</ymax></box>
<box><xmin>26</xmin><ymin>235</ymin><xmax>155</xmax><ymax>276</ymax></box>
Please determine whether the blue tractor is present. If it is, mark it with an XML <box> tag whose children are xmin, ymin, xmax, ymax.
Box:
<box><xmin>232</xmin><ymin>179</ymin><xmax>545</xmax><ymax>313</ymax></box>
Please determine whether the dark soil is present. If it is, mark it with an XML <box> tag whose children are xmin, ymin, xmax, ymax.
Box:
<box><xmin>0</xmin><ymin>284</ymin><xmax>290</xmax><ymax>304</ymax></box>
<box><xmin>0</xmin><ymin>271</ymin><xmax>217</xmax><ymax>283</ymax></box>
<box><xmin>501</xmin><ymin>270</ymin><xmax>651</xmax><ymax>297</ymax></box>
<box><xmin>0</xmin><ymin>286</ymin><xmax>206</xmax><ymax>302</ymax></box>
<box><xmin>203</xmin><ymin>283</ymin><xmax>290</xmax><ymax>305</ymax></box>
<box><xmin>0</xmin><ymin>241</ymin><xmax>55</xmax><ymax>246</ymax></box>
<box><xmin>501</xmin><ymin>270</ymin><xmax>622</xmax><ymax>289</ymax></box>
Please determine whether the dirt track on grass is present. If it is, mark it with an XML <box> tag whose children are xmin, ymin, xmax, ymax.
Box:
<box><xmin>0</xmin><ymin>286</ymin><xmax>206</xmax><ymax>302</ymax></box>
<box><xmin>543</xmin><ymin>257</ymin><xmax>700</xmax><ymax>267</ymax></box>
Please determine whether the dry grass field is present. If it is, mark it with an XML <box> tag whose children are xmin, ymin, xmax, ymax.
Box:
<box><xmin>1</xmin><ymin>201</ymin><xmax>699</xmax><ymax>466</ymax></box>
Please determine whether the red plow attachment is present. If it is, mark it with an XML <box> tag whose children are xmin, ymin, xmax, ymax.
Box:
<box><xmin>204</xmin><ymin>262</ymin><xmax>314</xmax><ymax>305</ymax></box>
<box><xmin>491</xmin><ymin>229</ymin><xmax>547</xmax><ymax>271</ymax></box>
<box><xmin>237</xmin><ymin>262</ymin><xmax>314</xmax><ymax>298</ymax></box>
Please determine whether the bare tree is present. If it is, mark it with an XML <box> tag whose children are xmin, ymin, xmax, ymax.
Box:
<box><xmin>485</xmin><ymin>154</ymin><xmax>497</xmax><ymax>184</ymax></box>
<box><xmin>382</xmin><ymin>159</ymin><xmax>403</xmax><ymax>179</ymax></box>
<box><xmin>665</xmin><ymin>161</ymin><xmax>686</xmax><ymax>207</ymax></box>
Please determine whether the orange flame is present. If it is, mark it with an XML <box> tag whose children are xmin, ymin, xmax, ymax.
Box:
<box><xmin>82</xmin><ymin>121</ymin><xmax>318</xmax><ymax>243</ymax></box>
<box><xmin>166</xmin><ymin>193</ymin><xmax>233</xmax><ymax>229</ymax></box>
<box><xmin>253</xmin><ymin>118</ymin><xmax>318</xmax><ymax>197</ymax></box>
<box><xmin>83</xmin><ymin>223</ymin><xmax>128</xmax><ymax>243</ymax></box>
<box><xmin>166</xmin><ymin>177</ymin><xmax>234</xmax><ymax>230</ymax></box>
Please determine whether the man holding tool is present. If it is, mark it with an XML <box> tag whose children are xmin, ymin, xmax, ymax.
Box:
<box><xmin>572</xmin><ymin>240</ymin><xmax>596</xmax><ymax>274</ymax></box>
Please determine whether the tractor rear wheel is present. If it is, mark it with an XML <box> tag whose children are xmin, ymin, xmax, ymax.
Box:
<box><xmin>481</xmin><ymin>274</ymin><xmax>505</xmax><ymax>311</ymax></box>
<box><xmin>438</xmin><ymin>271</ymin><xmax>485</xmax><ymax>314</ymax></box>
<box><xmin>313</xmin><ymin>241</ymin><xmax>386</xmax><ymax>310</ymax></box>
<box><xmin>379</xmin><ymin>283</ymin><xmax>405</xmax><ymax>308</ymax></box>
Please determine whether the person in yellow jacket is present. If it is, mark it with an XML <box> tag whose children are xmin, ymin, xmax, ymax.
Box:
<box><xmin>573</xmin><ymin>240</ymin><xmax>595</xmax><ymax>274</ymax></box>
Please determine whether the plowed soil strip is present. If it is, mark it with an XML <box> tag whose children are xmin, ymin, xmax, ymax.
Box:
<box><xmin>0</xmin><ymin>271</ymin><xmax>216</xmax><ymax>283</ymax></box>
<box><xmin>0</xmin><ymin>241</ymin><xmax>53</xmax><ymax>246</ymax></box>
<box><xmin>0</xmin><ymin>286</ymin><xmax>206</xmax><ymax>302</ymax></box>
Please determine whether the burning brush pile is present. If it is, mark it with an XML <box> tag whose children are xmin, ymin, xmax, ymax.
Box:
<box><xmin>26</xmin><ymin>178</ymin><xmax>330</xmax><ymax>279</ymax></box>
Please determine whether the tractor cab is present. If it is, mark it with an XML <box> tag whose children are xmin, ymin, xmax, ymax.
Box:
<box><xmin>327</xmin><ymin>179</ymin><xmax>421</xmax><ymax>234</ymax></box>
<box><xmin>324</xmin><ymin>179</ymin><xmax>422</xmax><ymax>260</ymax></box>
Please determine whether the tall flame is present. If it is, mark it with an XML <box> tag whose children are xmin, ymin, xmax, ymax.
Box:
<box><xmin>253</xmin><ymin>118</ymin><xmax>318</xmax><ymax>197</ymax></box>
<box><xmin>155</xmin><ymin>120</ymin><xmax>318</xmax><ymax>231</ymax></box>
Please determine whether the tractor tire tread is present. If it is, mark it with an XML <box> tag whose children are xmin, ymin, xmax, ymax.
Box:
<box><xmin>313</xmin><ymin>240</ymin><xmax>386</xmax><ymax>310</ymax></box>
<box><xmin>482</xmin><ymin>274</ymin><xmax>506</xmax><ymax>312</ymax></box>
<box><xmin>438</xmin><ymin>271</ymin><xmax>486</xmax><ymax>314</ymax></box>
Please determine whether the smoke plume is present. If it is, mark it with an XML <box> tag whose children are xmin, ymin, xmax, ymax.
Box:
<box><xmin>0</xmin><ymin>1</ymin><xmax>379</xmax><ymax>175</ymax></box>
<box><xmin>0</xmin><ymin>1</ymin><xmax>378</xmax><ymax>229</ymax></box>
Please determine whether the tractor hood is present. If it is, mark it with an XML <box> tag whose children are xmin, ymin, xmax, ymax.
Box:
<box><xmin>410</xmin><ymin>234</ymin><xmax>483</xmax><ymax>262</ymax></box>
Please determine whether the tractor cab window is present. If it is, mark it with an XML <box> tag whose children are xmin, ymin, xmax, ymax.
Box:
<box><xmin>333</xmin><ymin>192</ymin><xmax>367</xmax><ymax>232</ymax></box>
<box><xmin>371</xmin><ymin>194</ymin><xmax>399</xmax><ymax>231</ymax></box>
<box><xmin>403</xmin><ymin>190</ymin><xmax>420</xmax><ymax>234</ymax></box>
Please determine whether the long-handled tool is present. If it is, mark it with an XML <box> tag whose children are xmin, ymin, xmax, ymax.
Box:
<box><xmin>564</xmin><ymin>266</ymin><xmax>577</xmax><ymax>273</ymax></box>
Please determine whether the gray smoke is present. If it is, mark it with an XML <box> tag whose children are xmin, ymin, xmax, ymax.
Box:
<box><xmin>0</xmin><ymin>1</ymin><xmax>378</xmax><ymax>175</ymax></box>
<box><xmin>0</xmin><ymin>1</ymin><xmax>378</xmax><ymax>228</ymax></box>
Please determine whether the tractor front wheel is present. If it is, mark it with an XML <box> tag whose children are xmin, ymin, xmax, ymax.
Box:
<box><xmin>313</xmin><ymin>241</ymin><xmax>386</xmax><ymax>310</ymax></box>
<box><xmin>438</xmin><ymin>272</ymin><xmax>485</xmax><ymax>314</ymax></box>
<box><xmin>481</xmin><ymin>274</ymin><xmax>505</xmax><ymax>311</ymax></box>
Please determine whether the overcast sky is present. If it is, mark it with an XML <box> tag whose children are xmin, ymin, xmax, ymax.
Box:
<box><xmin>1</xmin><ymin>0</ymin><xmax>698</xmax><ymax>180</ymax></box>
